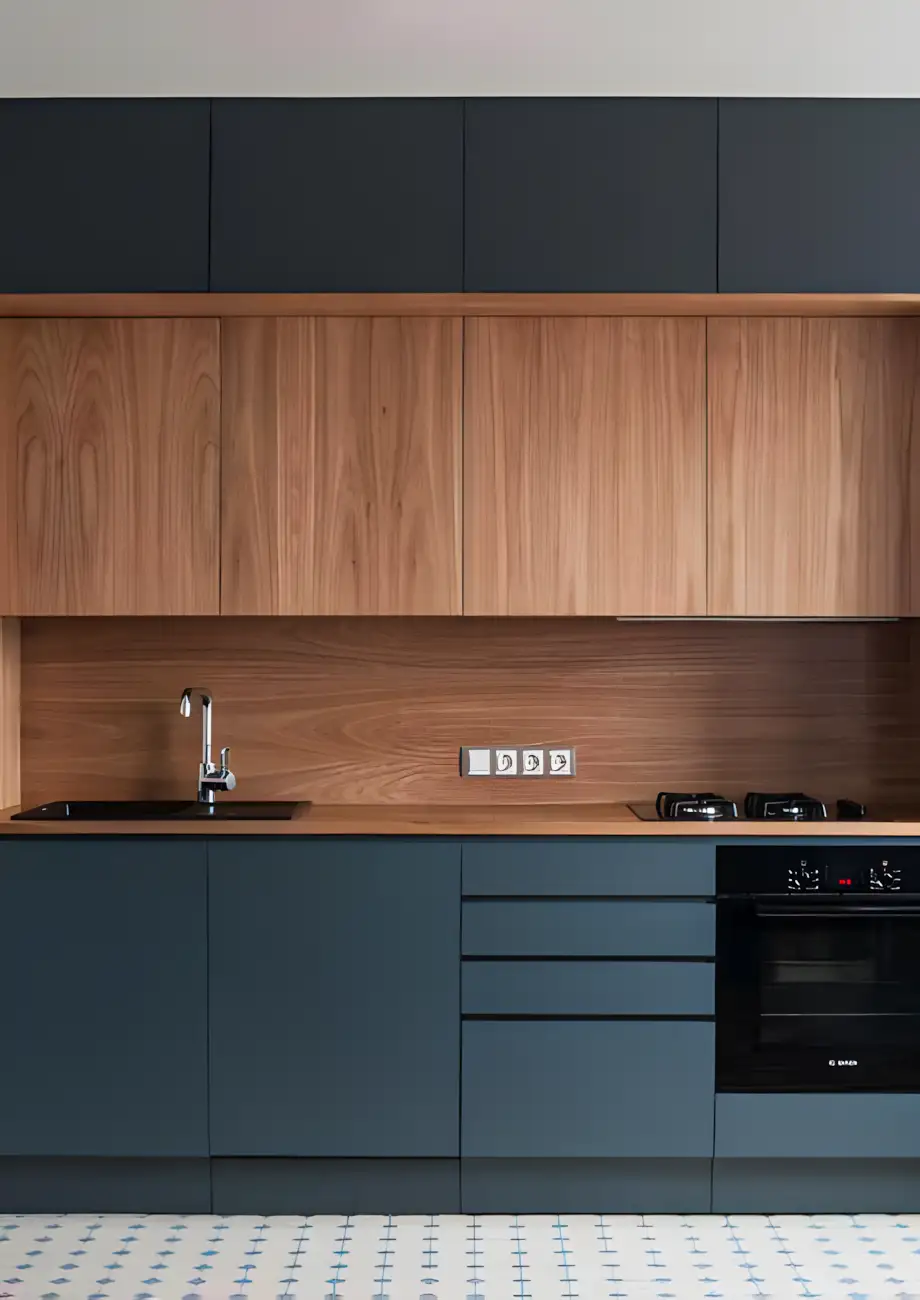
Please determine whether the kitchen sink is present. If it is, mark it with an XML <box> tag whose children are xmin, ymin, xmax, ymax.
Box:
<box><xmin>12</xmin><ymin>800</ymin><xmax>302</xmax><ymax>821</ymax></box>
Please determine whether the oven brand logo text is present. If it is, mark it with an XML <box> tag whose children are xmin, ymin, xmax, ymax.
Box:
<box><xmin>828</xmin><ymin>1059</ymin><xmax>858</xmax><ymax>1067</ymax></box>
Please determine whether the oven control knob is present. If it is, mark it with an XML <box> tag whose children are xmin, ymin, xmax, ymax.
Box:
<box><xmin>788</xmin><ymin>864</ymin><xmax>820</xmax><ymax>891</ymax></box>
<box><xmin>869</xmin><ymin>871</ymin><xmax>885</xmax><ymax>891</ymax></box>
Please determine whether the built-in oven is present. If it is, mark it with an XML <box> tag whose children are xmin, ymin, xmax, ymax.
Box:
<box><xmin>716</xmin><ymin>845</ymin><xmax>920</xmax><ymax>1091</ymax></box>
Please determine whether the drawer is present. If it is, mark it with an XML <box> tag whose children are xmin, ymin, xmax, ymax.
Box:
<box><xmin>462</xmin><ymin>900</ymin><xmax>715</xmax><ymax>957</ymax></box>
<box><xmin>462</xmin><ymin>1020</ymin><xmax>715</xmax><ymax>1158</ymax></box>
<box><xmin>462</xmin><ymin>840</ymin><xmax>714</xmax><ymax>897</ymax></box>
<box><xmin>715</xmin><ymin>1094</ymin><xmax>920</xmax><ymax>1159</ymax></box>
<box><xmin>462</xmin><ymin>960</ymin><xmax>713</xmax><ymax>1016</ymax></box>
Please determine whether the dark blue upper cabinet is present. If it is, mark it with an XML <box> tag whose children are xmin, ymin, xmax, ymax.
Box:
<box><xmin>0</xmin><ymin>839</ymin><xmax>208</xmax><ymax>1156</ymax></box>
<box><xmin>719</xmin><ymin>99</ymin><xmax>920</xmax><ymax>291</ymax></box>
<box><xmin>464</xmin><ymin>98</ymin><xmax>717</xmax><ymax>292</ymax></box>
<box><xmin>210</xmin><ymin>99</ymin><xmax>463</xmax><ymax>291</ymax></box>
<box><xmin>0</xmin><ymin>99</ymin><xmax>210</xmax><ymax>292</ymax></box>
<box><xmin>209</xmin><ymin>840</ymin><xmax>461</xmax><ymax>1157</ymax></box>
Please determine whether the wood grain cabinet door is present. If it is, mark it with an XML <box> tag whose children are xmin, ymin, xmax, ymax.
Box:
<box><xmin>463</xmin><ymin>317</ymin><xmax>706</xmax><ymax>615</ymax></box>
<box><xmin>0</xmin><ymin>319</ymin><xmax>220</xmax><ymax>615</ymax></box>
<box><xmin>708</xmin><ymin>318</ymin><xmax>920</xmax><ymax>617</ymax></box>
<box><xmin>221</xmin><ymin>316</ymin><xmax>462</xmax><ymax>614</ymax></box>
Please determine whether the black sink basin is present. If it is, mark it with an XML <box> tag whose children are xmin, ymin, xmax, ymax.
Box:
<box><xmin>12</xmin><ymin>800</ymin><xmax>302</xmax><ymax>821</ymax></box>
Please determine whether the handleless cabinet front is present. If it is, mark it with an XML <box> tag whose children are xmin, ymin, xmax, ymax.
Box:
<box><xmin>209</xmin><ymin>840</ymin><xmax>461</xmax><ymax>1157</ymax></box>
<box><xmin>0</xmin><ymin>98</ymin><xmax>209</xmax><ymax>292</ymax></box>
<box><xmin>462</xmin><ymin>1020</ymin><xmax>715</xmax><ymax>1158</ymax></box>
<box><xmin>0</xmin><ymin>839</ymin><xmax>208</xmax><ymax>1157</ymax></box>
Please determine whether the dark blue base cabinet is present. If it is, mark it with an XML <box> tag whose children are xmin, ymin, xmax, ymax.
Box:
<box><xmin>6</xmin><ymin>836</ymin><xmax>920</xmax><ymax>1214</ymax></box>
<box><xmin>462</xmin><ymin>1020</ymin><xmax>715</xmax><ymax>1211</ymax></box>
<box><xmin>712</xmin><ymin>1094</ymin><xmax>920</xmax><ymax>1212</ymax></box>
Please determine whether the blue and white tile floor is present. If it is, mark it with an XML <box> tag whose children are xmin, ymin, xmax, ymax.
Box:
<box><xmin>1</xmin><ymin>1212</ymin><xmax>919</xmax><ymax>1299</ymax></box>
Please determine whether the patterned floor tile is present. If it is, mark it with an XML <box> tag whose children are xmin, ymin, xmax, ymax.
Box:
<box><xmin>2</xmin><ymin>1211</ymin><xmax>920</xmax><ymax>1297</ymax></box>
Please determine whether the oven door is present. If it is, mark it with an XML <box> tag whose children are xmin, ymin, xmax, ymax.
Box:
<box><xmin>717</xmin><ymin>894</ymin><xmax>920</xmax><ymax>1090</ymax></box>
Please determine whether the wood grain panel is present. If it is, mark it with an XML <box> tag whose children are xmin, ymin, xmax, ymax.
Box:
<box><xmin>221</xmin><ymin>318</ymin><xmax>316</xmax><ymax>614</ymax></box>
<box><xmin>221</xmin><ymin>317</ymin><xmax>461</xmax><ymax>614</ymax></box>
<box><xmin>0</xmin><ymin>319</ymin><xmax>220</xmax><ymax>615</ymax></box>
<box><xmin>708</xmin><ymin>318</ymin><xmax>920</xmax><ymax>616</ymax></box>
<box><xmin>464</xmin><ymin>317</ymin><xmax>706</xmax><ymax>615</ymax></box>
<box><xmin>0</xmin><ymin>618</ymin><xmax>20</xmax><ymax>809</ymax></box>
<box><xmin>19</xmin><ymin>617</ymin><xmax>916</xmax><ymax>809</ymax></box>
<box><xmin>6</xmin><ymin>293</ymin><xmax>920</xmax><ymax>317</ymax></box>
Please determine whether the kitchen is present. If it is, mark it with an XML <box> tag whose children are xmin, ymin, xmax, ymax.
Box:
<box><xmin>5</xmin><ymin>7</ymin><xmax>920</xmax><ymax>1295</ymax></box>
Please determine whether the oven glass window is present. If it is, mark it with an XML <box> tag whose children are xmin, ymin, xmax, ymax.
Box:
<box><xmin>717</xmin><ymin>899</ymin><xmax>920</xmax><ymax>1090</ymax></box>
<box><xmin>759</xmin><ymin>911</ymin><xmax>920</xmax><ymax>1048</ymax></box>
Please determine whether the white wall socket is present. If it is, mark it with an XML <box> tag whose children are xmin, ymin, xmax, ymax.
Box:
<box><xmin>460</xmin><ymin>746</ymin><xmax>576</xmax><ymax>778</ymax></box>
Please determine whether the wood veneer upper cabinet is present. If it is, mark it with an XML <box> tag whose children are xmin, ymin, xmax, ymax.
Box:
<box><xmin>221</xmin><ymin>317</ymin><xmax>462</xmax><ymax>614</ymax></box>
<box><xmin>463</xmin><ymin>317</ymin><xmax>706</xmax><ymax>615</ymax></box>
<box><xmin>0</xmin><ymin>319</ymin><xmax>219</xmax><ymax>615</ymax></box>
<box><xmin>708</xmin><ymin>318</ymin><xmax>920</xmax><ymax>617</ymax></box>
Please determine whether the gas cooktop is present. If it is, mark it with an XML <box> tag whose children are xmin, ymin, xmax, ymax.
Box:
<box><xmin>628</xmin><ymin>791</ymin><xmax>868</xmax><ymax>822</ymax></box>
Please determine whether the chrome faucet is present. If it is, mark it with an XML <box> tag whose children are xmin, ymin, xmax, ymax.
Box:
<box><xmin>179</xmin><ymin>687</ymin><xmax>236</xmax><ymax>805</ymax></box>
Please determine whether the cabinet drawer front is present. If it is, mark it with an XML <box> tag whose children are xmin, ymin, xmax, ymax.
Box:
<box><xmin>463</xmin><ymin>840</ymin><xmax>714</xmax><ymax>896</ymax></box>
<box><xmin>463</xmin><ymin>1021</ymin><xmax>715</xmax><ymax>1157</ymax></box>
<box><xmin>462</xmin><ymin>960</ymin><xmax>713</xmax><ymax>1016</ymax></box>
<box><xmin>715</xmin><ymin>1094</ymin><xmax>920</xmax><ymax>1159</ymax></box>
<box><xmin>462</xmin><ymin>900</ymin><xmax>714</xmax><ymax>957</ymax></box>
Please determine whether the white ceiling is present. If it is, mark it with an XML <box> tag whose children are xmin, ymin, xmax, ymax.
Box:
<box><xmin>1</xmin><ymin>0</ymin><xmax>919</xmax><ymax>98</ymax></box>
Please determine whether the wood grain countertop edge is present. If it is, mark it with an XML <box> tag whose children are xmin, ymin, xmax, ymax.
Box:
<box><xmin>2</xmin><ymin>804</ymin><xmax>920</xmax><ymax>836</ymax></box>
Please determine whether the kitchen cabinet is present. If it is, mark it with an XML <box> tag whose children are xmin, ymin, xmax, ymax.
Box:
<box><xmin>462</xmin><ymin>900</ymin><xmax>715</xmax><ymax>957</ymax></box>
<box><xmin>0</xmin><ymin>99</ymin><xmax>209</xmax><ymax>292</ymax></box>
<box><xmin>0</xmin><ymin>318</ymin><xmax>220</xmax><ymax>615</ymax></box>
<box><xmin>463</xmin><ymin>317</ymin><xmax>706</xmax><ymax>615</ymax></box>
<box><xmin>462</xmin><ymin>960</ymin><xmax>714</xmax><ymax>1016</ymax></box>
<box><xmin>210</xmin><ymin>98</ymin><xmax>463</xmax><ymax>291</ymax></box>
<box><xmin>0</xmin><ymin>839</ymin><xmax>208</xmax><ymax>1156</ymax></box>
<box><xmin>462</xmin><ymin>839</ymin><xmax>715</xmax><ymax>895</ymax></box>
<box><xmin>462</xmin><ymin>1020</ymin><xmax>714</xmax><ymax>1158</ymax></box>
<box><xmin>464</xmin><ymin>98</ymin><xmax>716</xmax><ymax>291</ymax></box>
<box><xmin>208</xmin><ymin>840</ymin><xmax>461</xmax><ymax>1156</ymax></box>
<box><xmin>719</xmin><ymin>99</ymin><xmax>920</xmax><ymax>292</ymax></box>
<box><xmin>221</xmin><ymin>316</ymin><xmax>461</xmax><ymax>614</ymax></box>
<box><xmin>708</xmin><ymin>317</ymin><xmax>920</xmax><ymax>617</ymax></box>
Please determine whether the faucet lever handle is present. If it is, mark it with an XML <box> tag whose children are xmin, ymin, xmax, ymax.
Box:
<box><xmin>220</xmin><ymin>746</ymin><xmax>231</xmax><ymax>772</ymax></box>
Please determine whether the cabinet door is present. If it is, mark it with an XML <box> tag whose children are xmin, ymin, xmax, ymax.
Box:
<box><xmin>464</xmin><ymin>317</ymin><xmax>706</xmax><ymax>615</ymax></box>
<box><xmin>462</xmin><ymin>1021</ymin><xmax>714</xmax><ymax>1157</ymax></box>
<box><xmin>719</xmin><ymin>99</ymin><xmax>920</xmax><ymax>292</ymax></box>
<box><xmin>0</xmin><ymin>99</ymin><xmax>209</xmax><ymax>292</ymax></box>
<box><xmin>209</xmin><ymin>840</ymin><xmax>461</xmax><ymax>1156</ymax></box>
<box><xmin>465</xmin><ymin>98</ymin><xmax>716</xmax><ymax>291</ymax></box>
<box><xmin>221</xmin><ymin>316</ymin><xmax>461</xmax><ymax>614</ymax></box>
<box><xmin>211</xmin><ymin>99</ymin><xmax>463</xmax><ymax>291</ymax></box>
<box><xmin>708</xmin><ymin>317</ymin><xmax>919</xmax><ymax>617</ymax></box>
<box><xmin>0</xmin><ymin>319</ymin><xmax>220</xmax><ymax>615</ymax></box>
<box><xmin>0</xmin><ymin>839</ymin><xmax>208</xmax><ymax>1156</ymax></box>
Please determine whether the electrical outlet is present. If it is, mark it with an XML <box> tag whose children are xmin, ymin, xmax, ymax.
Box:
<box><xmin>461</xmin><ymin>746</ymin><xmax>576</xmax><ymax>778</ymax></box>
<box><xmin>548</xmin><ymin>748</ymin><xmax>576</xmax><ymax>776</ymax></box>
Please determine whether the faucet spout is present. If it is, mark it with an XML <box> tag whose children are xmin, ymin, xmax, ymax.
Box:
<box><xmin>179</xmin><ymin>687</ymin><xmax>234</xmax><ymax>804</ymax></box>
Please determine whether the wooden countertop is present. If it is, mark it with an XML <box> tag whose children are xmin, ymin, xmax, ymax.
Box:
<box><xmin>2</xmin><ymin>803</ymin><xmax>920</xmax><ymax>836</ymax></box>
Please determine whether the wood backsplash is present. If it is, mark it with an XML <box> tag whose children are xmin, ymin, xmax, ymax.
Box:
<box><xmin>18</xmin><ymin>617</ymin><xmax>919</xmax><ymax>808</ymax></box>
